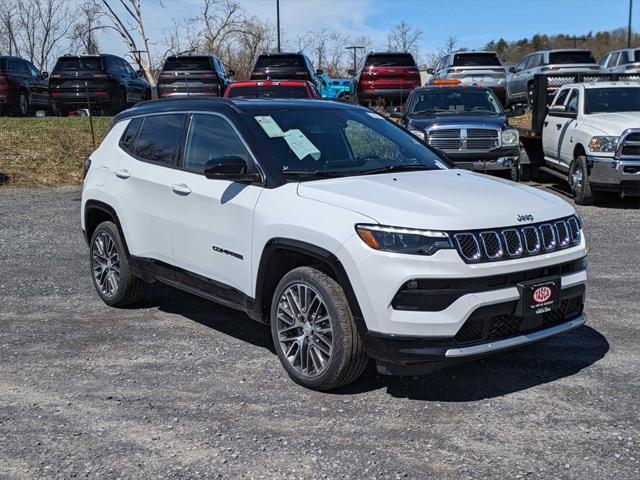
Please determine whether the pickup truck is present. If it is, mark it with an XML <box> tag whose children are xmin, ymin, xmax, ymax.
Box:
<box><xmin>513</xmin><ymin>73</ymin><xmax>640</xmax><ymax>205</ymax></box>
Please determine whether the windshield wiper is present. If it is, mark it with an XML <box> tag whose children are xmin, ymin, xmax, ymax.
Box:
<box><xmin>412</xmin><ymin>108</ymin><xmax>449</xmax><ymax>115</ymax></box>
<box><xmin>358</xmin><ymin>164</ymin><xmax>432</xmax><ymax>176</ymax></box>
<box><xmin>281</xmin><ymin>169</ymin><xmax>350</xmax><ymax>178</ymax></box>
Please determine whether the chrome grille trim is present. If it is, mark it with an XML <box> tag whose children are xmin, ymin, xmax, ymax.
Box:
<box><xmin>425</xmin><ymin>125</ymin><xmax>501</xmax><ymax>152</ymax></box>
<box><xmin>453</xmin><ymin>233</ymin><xmax>481</xmax><ymax>261</ymax></box>
<box><xmin>539</xmin><ymin>224</ymin><xmax>557</xmax><ymax>251</ymax></box>
<box><xmin>501</xmin><ymin>229</ymin><xmax>523</xmax><ymax>257</ymax></box>
<box><xmin>566</xmin><ymin>217</ymin><xmax>581</xmax><ymax>243</ymax></box>
<box><xmin>615</xmin><ymin>128</ymin><xmax>640</xmax><ymax>159</ymax></box>
<box><xmin>479</xmin><ymin>231</ymin><xmax>503</xmax><ymax>259</ymax></box>
<box><xmin>555</xmin><ymin>221</ymin><xmax>571</xmax><ymax>248</ymax></box>
<box><xmin>522</xmin><ymin>226</ymin><xmax>541</xmax><ymax>254</ymax></box>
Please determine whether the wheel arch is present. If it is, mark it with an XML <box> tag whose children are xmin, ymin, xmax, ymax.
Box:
<box><xmin>84</xmin><ymin>200</ymin><xmax>130</xmax><ymax>255</ymax></box>
<box><xmin>254</xmin><ymin>238</ymin><xmax>367</xmax><ymax>334</ymax></box>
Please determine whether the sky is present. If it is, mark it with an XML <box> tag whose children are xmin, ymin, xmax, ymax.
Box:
<box><xmin>95</xmin><ymin>0</ymin><xmax>638</xmax><ymax>61</ymax></box>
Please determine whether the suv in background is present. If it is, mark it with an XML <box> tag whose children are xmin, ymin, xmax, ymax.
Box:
<box><xmin>429</xmin><ymin>51</ymin><xmax>507</xmax><ymax>105</ymax></box>
<box><xmin>507</xmin><ymin>49</ymin><xmax>599</xmax><ymax>104</ymax></box>
<box><xmin>599</xmin><ymin>48</ymin><xmax>640</xmax><ymax>74</ymax></box>
<box><xmin>49</xmin><ymin>54</ymin><xmax>150</xmax><ymax>116</ymax></box>
<box><xmin>317</xmin><ymin>73</ymin><xmax>353</xmax><ymax>99</ymax></box>
<box><xmin>224</xmin><ymin>80</ymin><xmax>319</xmax><ymax>99</ymax></box>
<box><xmin>351</xmin><ymin>52</ymin><xmax>420</xmax><ymax>106</ymax></box>
<box><xmin>157</xmin><ymin>55</ymin><xmax>233</xmax><ymax>98</ymax></box>
<box><xmin>250</xmin><ymin>52</ymin><xmax>320</xmax><ymax>85</ymax></box>
<box><xmin>82</xmin><ymin>97</ymin><xmax>587</xmax><ymax>390</ymax></box>
<box><xmin>0</xmin><ymin>56</ymin><xmax>50</xmax><ymax>116</ymax></box>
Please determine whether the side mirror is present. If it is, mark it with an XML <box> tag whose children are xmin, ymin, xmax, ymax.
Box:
<box><xmin>426</xmin><ymin>68</ymin><xmax>434</xmax><ymax>75</ymax></box>
<box><xmin>136</xmin><ymin>69</ymin><xmax>144</xmax><ymax>77</ymax></box>
<box><xmin>347</xmin><ymin>69</ymin><xmax>356</xmax><ymax>76</ymax></box>
<box><xmin>548</xmin><ymin>104</ymin><xmax>567</xmax><ymax>113</ymax></box>
<box><xmin>388</xmin><ymin>111</ymin><xmax>403</xmax><ymax>119</ymax></box>
<box><xmin>507</xmin><ymin>105</ymin><xmax>525</xmax><ymax>117</ymax></box>
<box><xmin>228</xmin><ymin>69</ymin><xmax>236</xmax><ymax>77</ymax></box>
<box><xmin>315</xmin><ymin>69</ymin><xmax>323</xmax><ymax>75</ymax></box>
<box><xmin>203</xmin><ymin>156</ymin><xmax>261</xmax><ymax>182</ymax></box>
<box><xmin>508</xmin><ymin>66</ymin><xmax>516</xmax><ymax>73</ymax></box>
<box><xmin>41</xmin><ymin>71</ymin><xmax>49</xmax><ymax>79</ymax></box>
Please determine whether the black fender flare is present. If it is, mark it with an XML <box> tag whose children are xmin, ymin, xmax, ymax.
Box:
<box><xmin>83</xmin><ymin>200</ymin><xmax>130</xmax><ymax>254</ymax></box>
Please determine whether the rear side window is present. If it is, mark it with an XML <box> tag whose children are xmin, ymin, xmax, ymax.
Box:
<box><xmin>119</xmin><ymin>118</ymin><xmax>143</xmax><ymax>153</ymax></box>
<box><xmin>54</xmin><ymin>57</ymin><xmax>103</xmax><ymax>71</ymax></box>
<box><xmin>548</xmin><ymin>51</ymin><xmax>596</xmax><ymax>64</ymax></box>
<box><xmin>365</xmin><ymin>54</ymin><xmax>416</xmax><ymax>67</ymax></box>
<box><xmin>183</xmin><ymin>114</ymin><xmax>250</xmax><ymax>173</ymax></box>
<box><xmin>134</xmin><ymin>114</ymin><xmax>185</xmax><ymax>164</ymax></box>
<box><xmin>163</xmin><ymin>57</ymin><xmax>212</xmax><ymax>71</ymax></box>
<box><xmin>452</xmin><ymin>53</ymin><xmax>501</xmax><ymax>67</ymax></box>
<box><xmin>254</xmin><ymin>55</ymin><xmax>305</xmax><ymax>68</ymax></box>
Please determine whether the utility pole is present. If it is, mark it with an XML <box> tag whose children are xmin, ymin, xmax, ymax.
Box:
<box><xmin>276</xmin><ymin>0</ymin><xmax>281</xmax><ymax>53</ymax></box>
<box><xmin>628</xmin><ymin>0</ymin><xmax>634</xmax><ymax>48</ymax></box>
<box><xmin>346</xmin><ymin>46</ymin><xmax>364</xmax><ymax>75</ymax></box>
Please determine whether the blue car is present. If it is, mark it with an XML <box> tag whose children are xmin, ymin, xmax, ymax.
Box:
<box><xmin>317</xmin><ymin>73</ymin><xmax>353</xmax><ymax>99</ymax></box>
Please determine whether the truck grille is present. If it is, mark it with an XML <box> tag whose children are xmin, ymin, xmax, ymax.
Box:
<box><xmin>451</xmin><ymin>215</ymin><xmax>581</xmax><ymax>263</ymax></box>
<box><xmin>427</xmin><ymin>127</ymin><xmax>499</xmax><ymax>152</ymax></box>
<box><xmin>617</xmin><ymin>129</ymin><xmax>640</xmax><ymax>158</ymax></box>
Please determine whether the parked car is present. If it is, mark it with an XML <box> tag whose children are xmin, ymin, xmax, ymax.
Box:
<box><xmin>316</xmin><ymin>73</ymin><xmax>352</xmax><ymax>99</ymax></box>
<box><xmin>391</xmin><ymin>81</ymin><xmax>521</xmax><ymax>180</ymax></box>
<box><xmin>82</xmin><ymin>97</ymin><xmax>587</xmax><ymax>390</ymax></box>
<box><xmin>49</xmin><ymin>54</ymin><xmax>150</xmax><ymax>116</ymax></box>
<box><xmin>350</xmin><ymin>51</ymin><xmax>421</xmax><ymax>106</ymax></box>
<box><xmin>428</xmin><ymin>51</ymin><xmax>507</xmax><ymax>105</ymax></box>
<box><xmin>599</xmin><ymin>48</ymin><xmax>640</xmax><ymax>74</ymax></box>
<box><xmin>250</xmin><ymin>52</ymin><xmax>320</xmax><ymax>85</ymax></box>
<box><xmin>224</xmin><ymin>80</ymin><xmax>319</xmax><ymax>99</ymax></box>
<box><xmin>0</xmin><ymin>55</ymin><xmax>50</xmax><ymax>116</ymax></box>
<box><xmin>506</xmin><ymin>49</ymin><xmax>599</xmax><ymax>105</ymax></box>
<box><xmin>157</xmin><ymin>55</ymin><xmax>234</xmax><ymax>98</ymax></box>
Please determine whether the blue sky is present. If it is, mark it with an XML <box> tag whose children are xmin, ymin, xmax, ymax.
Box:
<box><xmin>97</xmin><ymin>0</ymin><xmax>638</xmax><ymax>60</ymax></box>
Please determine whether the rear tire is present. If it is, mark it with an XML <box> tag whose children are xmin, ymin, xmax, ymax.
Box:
<box><xmin>89</xmin><ymin>221</ymin><xmax>146</xmax><ymax>307</ymax></box>
<box><xmin>270</xmin><ymin>266</ymin><xmax>367</xmax><ymax>391</ymax></box>
<box><xmin>17</xmin><ymin>90</ymin><xmax>29</xmax><ymax>116</ymax></box>
<box><xmin>570</xmin><ymin>155</ymin><xmax>596</xmax><ymax>205</ymax></box>
<box><xmin>52</xmin><ymin>102</ymin><xmax>68</xmax><ymax>117</ymax></box>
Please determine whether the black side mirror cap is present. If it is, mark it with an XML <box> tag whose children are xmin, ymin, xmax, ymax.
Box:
<box><xmin>508</xmin><ymin>66</ymin><xmax>516</xmax><ymax>73</ymax></box>
<box><xmin>426</xmin><ymin>68</ymin><xmax>434</xmax><ymax>75</ymax></box>
<box><xmin>204</xmin><ymin>156</ymin><xmax>262</xmax><ymax>182</ymax></box>
<box><xmin>228</xmin><ymin>69</ymin><xmax>236</xmax><ymax>77</ymax></box>
<box><xmin>137</xmin><ymin>69</ymin><xmax>144</xmax><ymax>77</ymax></box>
<box><xmin>41</xmin><ymin>71</ymin><xmax>49</xmax><ymax>79</ymax></box>
<box><xmin>388</xmin><ymin>111</ymin><xmax>403</xmax><ymax>119</ymax></box>
<box><xmin>347</xmin><ymin>69</ymin><xmax>356</xmax><ymax>76</ymax></box>
<box><xmin>315</xmin><ymin>69</ymin><xmax>323</xmax><ymax>75</ymax></box>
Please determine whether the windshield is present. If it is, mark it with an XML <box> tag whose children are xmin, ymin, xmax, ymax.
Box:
<box><xmin>549</xmin><ymin>51</ymin><xmax>596</xmax><ymax>64</ymax></box>
<box><xmin>410</xmin><ymin>89</ymin><xmax>502</xmax><ymax>115</ymax></box>
<box><xmin>365</xmin><ymin>54</ymin><xmax>416</xmax><ymax>67</ymax></box>
<box><xmin>54</xmin><ymin>57</ymin><xmax>102</xmax><ymax>71</ymax></box>
<box><xmin>163</xmin><ymin>57</ymin><xmax>212</xmax><ymax>71</ymax></box>
<box><xmin>584</xmin><ymin>87</ymin><xmax>640</xmax><ymax>114</ymax></box>
<box><xmin>228</xmin><ymin>85</ymin><xmax>310</xmax><ymax>99</ymax></box>
<box><xmin>255</xmin><ymin>55</ymin><xmax>304</xmax><ymax>68</ymax></box>
<box><xmin>452</xmin><ymin>53</ymin><xmax>501</xmax><ymax>67</ymax></box>
<box><xmin>246</xmin><ymin>108</ymin><xmax>449</xmax><ymax>179</ymax></box>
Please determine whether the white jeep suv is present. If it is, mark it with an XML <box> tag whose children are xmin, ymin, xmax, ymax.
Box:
<box><xmin>82</xmin><ymin>98</ymin><xmax>588</xmax><ymax>390</ymax></box>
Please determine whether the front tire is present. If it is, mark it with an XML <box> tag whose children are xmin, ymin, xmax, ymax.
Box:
<box><xmin>270</xmin><ymin>266</ymin><xmax>367</xmax><ymax>391</ymax></box>
<box><xmin>570</xmin><ymin>155</ymin><xmax>596</xmax><ymax>205</ymax></box>
<box><xmin>17</xmin><ymin>91</ymin><xmax>29</xmax><ymax>116</ymax></box>
<box><xmin>89</xmin><ymin>221</ymin><xmax>146</xmax><ymax>307</ymax></box>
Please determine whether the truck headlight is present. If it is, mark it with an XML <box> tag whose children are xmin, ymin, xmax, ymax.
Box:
<box><xmin>501</xmin><ymin>128</ymin><xmax>519</xmax><ymax>146</ymax></box>
<box><xmin>355</xmin><ymin>224</ymin><xmax>452</xmax><ymax>255</ymax></box>
<box><xmin>409</xmin><ymin>129</ymin><xmax>425</xmax><ymax>141</ymax></box>
<box><xmin>588</xmin><ymin>136</ymin><xmax>618</xmax><ymax>153</ymax></box>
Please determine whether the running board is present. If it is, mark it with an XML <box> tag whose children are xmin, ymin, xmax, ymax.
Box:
<box><xmin>539</xmin><ymin>166</ymin><xmax>568</xmax><ymax>181</ymax></box>
<box><xmin>156</xmin><ymin>275</ymin><xmax>248</xmax><ymax>313</ymax></box>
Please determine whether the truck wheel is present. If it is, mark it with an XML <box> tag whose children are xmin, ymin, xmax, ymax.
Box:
<box><xmin>570</xmin><ymin>155</ymin><xmax>596</xmax><ymax>205</ymax></box>
<box><xmin>17</xmin><ymin>91</ymin><xmax>29</xmax><ymax>116</ymax></box>
<box><xmin>270</xmin><ymin>266</ymin><xmax>367</xmax><ymax>391</ymax></box>
<box><xmin>526</xmin><ymin>83</ymin><xmax>535</xmax><ymax>107</ymax></box>
<box><xmin>89</xmin><ymin>221</ymin><xmax>146</xmax><ymax>307</ymax></box>
<box><xmin>520</xmin><ymin>164</ymin><xmax>532</xmax><ymax>182</ymax></box>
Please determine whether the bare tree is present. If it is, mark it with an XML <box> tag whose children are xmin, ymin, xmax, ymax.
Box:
<box><xmin>427</xmin><ymin>35</ymin><xmax>458</xmax><ymax>68</ymax></box>
<box><xmin>325</xmin><ymin>31</ymin><xmax>350</xmax><ymax>77</ymax></box>
<box><xmin>70</xmin><ymin>0</ymin><xmax>102</xmax><ymax>55</ymax></box>
<box><xmin>386</xmin><ymin>21</ymin><xmax>423</xmax><ymax>60</ymax></box>
<box><xmin>0</xmin><ymin>0</ymin><xmax>20</xmax><ymax>56</ymax></box>
<box><xmin>230</xmin><ymin>15</ymin><xmax>275</xmax><ymax>79</ymax></box>
<box><xmin>198</xmin><ymin>0</ymin><xmax>245</xmax><ymax>56</ymax></box>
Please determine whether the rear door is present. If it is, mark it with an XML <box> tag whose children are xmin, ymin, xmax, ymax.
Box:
<box><xmin>121</xmin><ymin>59</ymin><xmax>145</xmax><ymax>103</ymax></box>
<box><xmin>508</xmin><ymin>56</ymin><xmax>530</xmax><ymax>99</ymax></box>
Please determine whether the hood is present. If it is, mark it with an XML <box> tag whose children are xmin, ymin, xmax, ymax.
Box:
<box><xmin>582</xmin><ymin>112</ymin><xmax>640</xmax><ymax>136</ymax></box>
<box><xmin>408</xmin><ymin>113</ymin><xmax>506</xmax><ymax>130</ymax></box>
<box><xmin>297</xmin><ymin>170</ymin><xmax>574</xmax><ymax>231</ymax></box>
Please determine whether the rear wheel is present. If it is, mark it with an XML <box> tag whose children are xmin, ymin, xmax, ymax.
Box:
<box><xmin>570</xmin><ymin>155</ymin><xmax>596</xmax><ymax>205</ymax></box>
<box><xmin>17</xmin><ymin>91</ymin><xmax>29</xmax><ymax>116</ymax></box>
<box><xmin>52</xmin><ymin>102</ymin><xmax>68</xmax><ymax>117</ymax></box>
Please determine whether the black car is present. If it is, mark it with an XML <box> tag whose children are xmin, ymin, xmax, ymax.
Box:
<box><xmin>49</xmin><ymin>54</ymin><xmax>150</xmax><ymax>116</ymax></box>
<box><xmin>250</xmin><ymin>52</ymin><xmax>321</xmax><ymax>86</ymax></box>
<box><xmin>157</xmin><ymin>55</ymin><xmax>234</xmax><ymax>98</ymax></box>
<box><xmin>391</xmin><ymin>83</ymin><xmax>522</xmax><ymax>181</ymax></box>
<box><xmin>0</xmin><ymin>56</ymin><xmax>50</xmax><ymax>116</ymax></box>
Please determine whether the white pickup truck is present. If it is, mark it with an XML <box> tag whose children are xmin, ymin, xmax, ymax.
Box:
<box><xmin>540</xmin><ymin>81</ymin><xmax>640</xmax><ymax>204</ymax></box>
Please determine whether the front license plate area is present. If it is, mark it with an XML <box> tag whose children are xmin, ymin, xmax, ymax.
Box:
<box><xmin>517</xmin><ymin>277</ymin><xmax>560</xmax><ymax>317</ymax></box>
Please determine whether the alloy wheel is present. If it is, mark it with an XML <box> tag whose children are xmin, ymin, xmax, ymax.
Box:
<box><xmin>91</xmin><ymin>231</ymin><xmax>121</xmax><ymax>297</ymax></box>
<box><xmin>571</xmin><ymin>166</ymin><xmax>584</xmax><ymax>194</ymax></box>
<box><xmin>276</xmin><ymin>283</ymin><xmax>334</xmax><ymax>378</ymax></box>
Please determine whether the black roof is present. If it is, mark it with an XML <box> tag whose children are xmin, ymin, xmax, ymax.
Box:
<box><xmin>56</xmin><ymin>54</ymin><xmax>120</xmax><ymax>59</ymax></box>
<box><xmin>257</xmin><ymin>52</ymin><xmax>307</xmax><ymax>57</ymax></box>
<box><xmin>419</xmin><ymin>84</ymin><xmax>492</xmax><ymax>92</ymax></box>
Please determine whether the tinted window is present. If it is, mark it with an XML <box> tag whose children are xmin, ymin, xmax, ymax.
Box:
<box><xmin>105</xmin><ymin>57</ymin><xmax>122</xmax><ymax>73</ymax></box>
<box><xmin>585</xmin><ymin>87</ymin><xmax>640</xmax><ymax>113</ymax></box>
<box><xmin>365</xmin><ymin>54</ymin><xmax>416</xmax><ymax>67</ymax></box>
<box><xmin>7</xmin><ymin>59</ymin><xmax>27</xmax><ymax>74</ymax></box>
<box><xmin>452</xmin><ymin>53</ymin><xmax>501</xmax><ymax>67</ymax></box>
<box><xmin>27</xmin><ymin>62</ymin><xmax>40</xmax><ymax>77</ymax></box>
<box><xmin>163</xmin><ymin>57</ymin><xmax>212</xmax><ymax>71</ymax></box>
<box><xmin>184</xmin><ymin>114</ymin><xmax>250</xmax><ymax>173</ymax></box>
<box><xmin>227</xmin><ymin>85</ymin><xmax>310</xmax><ymax>98</ymax></box>
<box><xmin>0</xmin><ymin>59</ymin><xmax>5</xmax><ymax>70</ymax></box>
<box><xmin>134</xmin><ymin>114</ymin><xmax>185</xmax><ymax>163</ymax></box>
<box><xmin>120</xmin><ymin>117</ymin><xmax>143</xmax><ymax>153</ymax></box>
<box><xmin>552</xmin><ymin>88</ymin><xmax>570</xmax><ymax>106</ymax></box>
<box><xmin>254</xmin><ymin>55</ymin><xmax>305</xmax><ymax>68</ymax></box>
<box><xmin>517</xmin><ymin>56</ymin><xmax>530</xmax><ymax>71</ymax></box>
<box><xmin>410</xmin><ymin>88</ymin><xmax>502</xmax><ymax>115</ymax></box>
<box><xmin>548</xmin><ymin>51</ymin><xmax>596</xmax><ymax>64</ymax></box>
<box><xmin>618</xmin><ymin>51</ymin><xmax>630</xmax><ymax>64</ymax></box>
<box><xmin>566</xmin><ymin>90</ymin><xmax>579</xmax><ymax>113</ymax></box>
<box><xmin>598</xmin><ymin>54</ymin><xmax>610</xmax><ymax>67</ymax></box>
<box><xmin>54</xmin><ymin>57</ymin><xmax>103</xmax><ymax>71</ymax></box>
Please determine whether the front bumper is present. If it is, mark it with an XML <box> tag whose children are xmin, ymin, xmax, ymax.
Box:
<box><xmin>445</xmin><ymin>148</ymin><xmax>520</xmax><ymax>172</ymax></box>
<box><xmin>587</xmin><ymin>155</ymin><xmax>640</xmax><ymax>195</ymax></box>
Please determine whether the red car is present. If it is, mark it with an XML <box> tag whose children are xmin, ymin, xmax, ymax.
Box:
<box><xmin>350</xmin><ymin>52</ymin><xmax>421</xmax><ymax>107</ymax></box>
<box><xmin>224</xmin><ymin>80</ymin><xmax>319</xmax><ymax>99</ymax></box>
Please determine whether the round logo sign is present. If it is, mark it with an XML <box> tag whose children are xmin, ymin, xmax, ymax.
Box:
<box><xmin>533</xmin><ymin>286</ymin><xmax>552</xmax><ymax>304</ymax></box>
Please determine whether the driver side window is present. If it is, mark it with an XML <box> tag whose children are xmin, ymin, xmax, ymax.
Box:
<box><xmin>566</xmin><ymin>90</ymin><xmax>579</xmax><ymax>113</ymax></box>
<box><xmin>552</xmin><ymin>88</ymin><xmax>570</xmax><ymax>106</ymax></box>
<box><xmin>344</xmin><ymin>120</ymin><xmax>400</xmax><ymax>161</ymax></box>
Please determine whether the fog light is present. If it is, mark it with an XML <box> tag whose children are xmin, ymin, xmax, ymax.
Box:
<box><xmin>406</xmin><ymin>280</ymin><xmax>418</xmax><ymax>290</ymax></box>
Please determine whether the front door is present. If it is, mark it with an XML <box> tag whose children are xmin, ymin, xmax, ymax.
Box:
<box><xmin>542</xmin><ymin>88</ymin><xmax>573</xmax><ymax>162</ymax></box>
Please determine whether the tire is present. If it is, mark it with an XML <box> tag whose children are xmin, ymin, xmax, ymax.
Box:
<box><xmin>270</xmin><ymin>266</ymin><xmax>367</xmax><ymax>391</ymax></box>
<box><xmin>520</xmin><ymin>163</ymin><xmax>532</xmax><ymax>182</ymax></box>
<box><xmin>17</xmin><ymin>90</ymin><xmax>29</xmax><ymax>116</ymax></box>
<box><xmin>526</xmin><ymin>82</ymin><xmax>534</xmax><ymax>107</ymax></box>
<box><xmin>89</xmin><ymin>221</ymin><xmax>146</xmax><ymax>307</ymax></box>
<box><xmin>52</xmin><ymin>102</ymin><xmax>68</xmax><ymax>117</ymax></box>
<box><xmin>570</xmin><ymin>155</ymin><xmax>596</xmax><ymax>205</ymax></box>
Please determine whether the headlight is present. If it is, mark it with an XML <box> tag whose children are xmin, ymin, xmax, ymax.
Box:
<box><xmin>355</xmin><ymin>224</ymin><xmax>452</xmax><ymax>255</ymax></box>
<box><xmin>501</xmin><ymin>128</ymin><xmax>519</xmax><ymax>146</ymax></box>
<box><xmin>588</xmin><ymin>136</ymin><xmax>618</xmax><ymax>153</ymax></box>
<box><xmin>409</xmin><ymin>129</ymin><xmax>425</xmax><ymax>141</ymax></box>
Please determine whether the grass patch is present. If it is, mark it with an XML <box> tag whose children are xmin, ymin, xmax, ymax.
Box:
<box><xmin>0</xmin><ymin>116</ymin><xmax>111</xmax><ymax>187</ymax></box>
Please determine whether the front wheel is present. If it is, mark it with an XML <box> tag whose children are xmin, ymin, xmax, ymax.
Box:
<box><xmin>570</xmin><ymin>155</ymin><xmax>596</xmax><ymax>205</ymax></box>
<box><xmin>270</xmin><ymin>266</ymin><xmax>367</xmax><ymax>391</ymax></box>
<box><xmin>17</xmin><ymin>91</ymin><xmax>29</xmax><ymax>116</ymax></box>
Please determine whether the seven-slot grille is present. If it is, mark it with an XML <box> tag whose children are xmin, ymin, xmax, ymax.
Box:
<box><xmin>427</xmin><ymin>127</ymin><xmax>499</xmax><ymax>152</ymax></box>
<box><xmin>452</xmin><ymin>215</ymin><xmax>581</xmax><ymax>263</ymax></box>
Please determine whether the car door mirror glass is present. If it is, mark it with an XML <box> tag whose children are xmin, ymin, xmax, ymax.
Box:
<box><xmin>204</xmin><ymin>156</ymin><xmax>261</xmax><ymax>182</ymax></box>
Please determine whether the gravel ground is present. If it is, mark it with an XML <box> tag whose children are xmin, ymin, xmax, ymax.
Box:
<box><xmin>0</xmin><ymin>184</ymin><xmax>638</xmax><ymax>480</ymax></box>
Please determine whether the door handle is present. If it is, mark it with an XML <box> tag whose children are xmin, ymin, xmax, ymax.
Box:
<box><xmin>171</xmin><ymin>183</ymin><xmax>191</xmax><ymax>195</ymax></box>
<box><xmin>544</xmin><ymin>121</ymin><xmax>549</xmax><ymax>127</ymax></box>
<box><xmin>115</xmin><ymin>169</ymin><xmax>130</xmax><ymax>179</ymax></box>
<box><xmin>555</xmin><ymin>124</ymin><xmax>562</xmax><ymax>130</ymax></box>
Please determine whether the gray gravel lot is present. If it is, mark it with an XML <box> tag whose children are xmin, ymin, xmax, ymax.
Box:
<box><xmin>0</xmin><ymin>184</ymin><xmax>638</xmax><ymax>480</ymax></box>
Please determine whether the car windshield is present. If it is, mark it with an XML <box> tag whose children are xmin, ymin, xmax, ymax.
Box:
<box><xmin>246</xmin><ymin>108</ymin><xmax>449</xmax><ymax>179</ymax></box>
<box><xmin>255</xmin><ymin>55</ymin><xmax>304</xmax><ymax>68</ymax></box>
<box><xmin>549</xmin><ymin>51</ymin><xmax>596</xmax><ymax>64</ymax></box>
<box><xmin>452</xmin><ymin>53</ymin><xmax>501</xmax><ymax>67</ymax></box>
<box><xmin>584</xmin><ymin>87</ymin><xmax>640</xmax><ymax>114</ymax></box>
<box><xmin>410</xmin><ymin>89</ymin><xmax>502</xmax><ymax>115</ymax></box>
<box><xmin>54</xmin><ymin>57</ymin><xmax>102</xmax><ymax>71</ymax></box>
<box><xmin>228</xmin><ymin>85</ymin><xmax>309</xmax><ymax>99</ymax></box>
<box><xmin>365</xmin><ymin>54</ymin><xmax>416</xmax><ymax>67</ymax></box>
<box><xmin>163</xmin><ymin>57</ymin><xmax>212</xmax><ymax>71</ymax></box>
